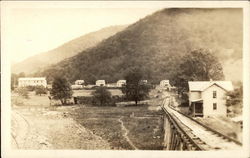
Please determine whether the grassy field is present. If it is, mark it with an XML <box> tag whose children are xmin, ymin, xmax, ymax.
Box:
<box><xmin>11</xmin><ymin>92</ymin><xmax>50</xmax><ymax>107</ymax></box>
<box><xmin>73</xmin><ymin>89</ymin><xmax>123</xmax><ymax>97</ymax></box>
<box><xmin>122</xmin><ymin>116</ymin><xmax>164</xmax><ymax>150</ymax></box>
<box><xmin>12</xmin><ymin>89</ymin><xmax>165</xmax><ymax>150</ymax></box>
<box><xmin>68</xmin><ymin>105</ymin><xmax>164</xmax><ymax>150</ymax></box>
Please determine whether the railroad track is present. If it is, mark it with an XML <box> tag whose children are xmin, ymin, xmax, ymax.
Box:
<box><xmin>162</xmin><ymin>97</ymin><xmax>242</xmax><ymax>150</ymax></box>
<box><xmin>162</xmin><ymin>105</ymin><xmax>205</xmax><ymax>150</ymax></box>
<box><xmin>11</xmin><ymin>110</ymin><xmax>31</xmax><ymax>149</ymax></box>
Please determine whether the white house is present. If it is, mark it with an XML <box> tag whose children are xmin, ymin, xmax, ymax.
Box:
<box><xmin>160</xmin><ymin>80</ymin><xmax>170</xmax><ymax>87</ymax></box>
<box><xmin>140</xmin><ymin>80</ymin><xmax>148</xmax><ymax>84</ymax></box>
<box><xmin>71</xmin><ymin>84</ymin><xmax>83</xmax><ymax>90</ymax></box>
<box><xmin>18</xmin><ymin>77</ymin><xmax>47</xmax><ymax>88</ymax></box>
<box><xmin>117</xmin><ymin>80</ymin><xmax>126</xmax><ymax>87</ymax></box>
<box><xmin>75</xmin><ymin>80</ymin><xmax>84</xmax><ymax>85</ymax></box>
<box><xmin>106</xmin><ymin>83</ymin><xmax>117</xmax><ymax>88</ymax></box>
<box><xmin>188</xmin><ymin>81</ymin><xmax>233</xmax><ymax>117</ymax></box>
<box><xmin>96</xmin><ymin>80</ymin><xmax>105</xmax><ymax>86</ymax></box>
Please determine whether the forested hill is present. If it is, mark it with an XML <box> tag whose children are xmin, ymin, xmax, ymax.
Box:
<box><xmin>37</xmin><ymin>8</ymin><xmax>242</xmax><ymax>84</ymax></box>
<box><xmin>12</xmin><ymin>25</ymin><xmax>127</xmax><ymax>74</ymax></box>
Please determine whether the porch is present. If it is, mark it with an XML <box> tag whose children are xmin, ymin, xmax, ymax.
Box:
<box><xmin>190</xmin><ymin>99</ymin><xmax>203</xmax><ymax>117</ymax></box>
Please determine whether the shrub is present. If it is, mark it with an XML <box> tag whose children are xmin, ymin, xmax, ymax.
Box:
<box><xmin>35</xmin><ymin>86</ymin><xmax>47</xmax><ymax>95</ymax></box>
<box><xmin>91</xmin><ymin>87</ymin><xmax>112</xmax><ymax>106</ymax></box>
<box><xmin>26</xmin><ymin>86</ymin><xmax>37</xmax><ymax>91</ymax></box>
<box><xmin>16</xmin><ymin>87</ymin><xmax>29</xmax><ymax>99</ymax></box>
<box><xmin>75</xmin><ymin>96</ymin><xmax>94</xmax><ymax>105</ymax></box>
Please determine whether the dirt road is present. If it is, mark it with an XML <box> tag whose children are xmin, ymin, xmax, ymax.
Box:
<box><xmin>11</xmin><ymin>106</ymin><xmax>111</xmax><ymax>149</ymax></box>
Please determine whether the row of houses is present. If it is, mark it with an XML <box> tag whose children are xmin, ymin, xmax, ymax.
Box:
<box><xmin>73</xmin><ymin>80</ymin><xmax>126</xmax><ymax>88</ymax></box>
<box><xmin>73</xmin><ymin>79</ymin><xmax>173</xmax><ymax>88</ymax></box>
<box><xmin>17</xmin><ymin>77</ymin><xmax>234</xmax><ymax>117</ymax></box>
<box><xmin>17</xmin><ymin>78</ymin><xmax>128</xmax><ymax>88</ymax></box>
<box><xmin>17</xmin><ymin>78</ymin><xmax>172</xmax><ymax>88</ymax></box>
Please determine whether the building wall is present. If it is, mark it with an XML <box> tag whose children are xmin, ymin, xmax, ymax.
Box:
<box><xmin>75</xmin><ymin>80</ymin><xmax>84</xmax><ymax>85</ymax></box>
<box><xmin>117</xmin><ymin>81</ymin><xmax>126</xmax><ymax>87</ymax></box>
<box><xmin>160</xmin><ymin>80</ymin><xmax>170</xmax><ymax>87</ymax></box>
<box><xmin>96</xmin><ymin>81</ymin><xmax>105</xmax><ymax>86</ymax></box>
<box><xmin>189</xmin><ymin>91</ymin><xmax>201</xmax><ymax>105</ymax></box>
<box><xmin>18</xmin><ymin>79</ymin><xmax>47</xmax><ymax>87</ymax></box>
<box><xmin>202</xmin><ymin>85</ymin><xmax>227</xmax><ymax>117</ymax></box>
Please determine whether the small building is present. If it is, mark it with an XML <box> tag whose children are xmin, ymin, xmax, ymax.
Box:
<box><xmin>117</xmin><ymin>80</ymin><xmax>126</xmax><ymax>87</ymax></box>
<box><xmin>140</xmin><ymin>80</ymin><xmax>148</xmax><ymax>84</ymax></box>
<box><xmin>160</xmin><ymin>80</ymin><xmax>170</xmax><ymax>87</ymax></box>
<box><xmin>75</xmin><ymin>80</ymin><xmax>84</xmax><ymax>85</ymax></box>
<box><xmin>71</xmin><ymin>84</ymin><xmax>83</xmax><ymax>90</ymax></box>
<box><xmin>18</xmin><ymin>77</ymin><xmax>47</xmax><ymax>88</ymax></box>
<box><xmin>106</xmin><ymin>83</ymin><xmax>117</xmax><ymax>88</ymax></box>
<box><xmin>96</xmin><ymin>80</ymin><xmax>105</xmax><ymax>86</ymax></box>
<box><xmin>188</xmin><ymin>81</ymin><xmax>233</xmax><ymax>117</ymax></box>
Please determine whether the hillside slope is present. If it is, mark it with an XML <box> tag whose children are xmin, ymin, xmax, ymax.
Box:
<box><xmin>12</xmin><ymin>25</ymin><xmax>127</xmax><ymax>74</ymax></box>
<box><xmin>38</xmin><ymin>8</ymin><xmax>242</xmax><ymax>83</ymax></box>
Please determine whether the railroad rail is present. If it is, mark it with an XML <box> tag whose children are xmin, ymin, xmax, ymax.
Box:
<box><xmin>162</xmin><ymin>105</ymin><xmax>204</xmax><ymax>150</ymax></box>
<box><xmin>161</xmin><ymin>97</ymin><xmax>242</xmax><ymax>150</ymax></box>
<box><xmin>167</xmin><ymin>102</ymin><xmax>242</xmax><ymax>146</ymax></box>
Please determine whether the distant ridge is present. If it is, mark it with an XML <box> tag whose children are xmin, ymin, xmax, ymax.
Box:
<box><xmin>37</xmin><ymin>8</ymin><xmax>243</xmax><ymax>83</ymax></box>
<box><xmin>12</xmin><ymin>25</ymin><xmax>127</xmax><ymax>74</ymax></box>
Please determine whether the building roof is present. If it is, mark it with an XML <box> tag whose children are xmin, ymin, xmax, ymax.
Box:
<box><xmin>117</xmin><ymin>80</ymin><xmax>126</xmax><ymax>82</ymax></box>
<box><xmin>190</xmin><ymin>98</ymin><xmax>203</xmax><ymax>103</ymax></box>
<box><xmin>188</xmin><ymin>81</ymin><xmax>234</xmax><ymax>92</ymax></box>
<box><xmin>19</xmin><ymin>77</ymin><xmax>46</xmax><ymax>80</ymax></box>
<box><xmin>160</xmin><ymin>80</ymin><xmax>169</xmax><ymax>82</ymax></box>
<box><xmin>96</xmin><ymin>80</ymin><xmax>105</xmax><ymax>82</ymax></box>
<box><xmin>75</xmin><ymin>80</ymin><xmax>84</xmax><ymax>82</ymax></box>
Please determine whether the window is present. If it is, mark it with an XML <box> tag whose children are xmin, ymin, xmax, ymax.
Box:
<box><xmin>213</xmin><ymin>91</ymin><xmax>217</xmax><ymax>98</ymax></box>
<box><xmin>213</xmin><ymin>103</ymin><xmax>217</xmax><ymax>110</ymax></box>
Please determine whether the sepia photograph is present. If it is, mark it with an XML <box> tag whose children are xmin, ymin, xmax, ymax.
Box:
<box><xmin>1</xmin><ymin>1</ymin><xmax>250</xmax><ymax>158</ymax></box>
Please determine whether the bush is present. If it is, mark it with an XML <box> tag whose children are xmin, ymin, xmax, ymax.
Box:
<box><xmin>75</xmin><ymin>96</ymin><xmax>94</xmax><ymax>105</ymax></box>
<box><xmin>35</xmin><ymin>86</ymin><xmax>47</xmax><ymax>95</ymax></box>
<box><xmin>91</xmin><ymin>87</ymin><xmax>113</xmax><ymax>106</ymax></box>
<box><xmin>26</xmin><ymin>86</ymin><xmax>37</xmax><ymax>91</ymax></box>
<box><xmin>16</xmin><ymin>87</ymin><xmax>29</xmax><ymax>99</ymax></box>
<box><xmin>75</xmin><ymin>95</ymin><xmax>125</xmax><ymax>106</ymax></box>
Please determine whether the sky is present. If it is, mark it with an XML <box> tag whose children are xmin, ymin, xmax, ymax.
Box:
<box><xmin>2</xmin><ymin>3</ymin><xmax>162</xmax><ymax>64</ymax></box>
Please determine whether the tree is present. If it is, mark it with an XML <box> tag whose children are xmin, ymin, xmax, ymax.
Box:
<box><xmin>92</xmin><ymin>87</ymin><xmax>112</xmax><ymax>106</ymax></box>
<box><xmin>35</xmin><ymin>86</ymin><xmax>47</xmax><ymax>96</ymax></box>
<box><xmin>226</xmin><ymin>84</ymin><xmax>243</xmax><ymax>107</ymax></box>
<box><xmin>172</xmin><ymin>49</ymin><xmax>224</xmax><ymax>99</ymax></box>
<box><xmin>18</xmin><ymin>72</ymin><xmax>26</xmax><ymax>78</ymax></box>
<box><xmin>11</xmin><ymin>73</ymin><xmax>18</xmax><ymax>90</ymax></box>
<box><xmin>122</xmin><ymin>68</ymin><xmax>150</xmax><ymax>105</ymax></box>
<box><xmin>50</xmin><ymin>76</ymin><xmax>73</xmax><ymax>105</ymax></box>
<box><xmin>225</xmin><ymin>83</ymin><xmax>243</xmax><ymax>116</ymax></box>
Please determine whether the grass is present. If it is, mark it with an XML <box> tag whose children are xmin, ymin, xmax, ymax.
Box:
<box><xmin>195</xmin><ymin>116</ymin><xmax>242</xmax><ymax>142</ymax></box>
<box><xmin>11</xmin><ymin>92</ymin><xmax>50</xmax><ymax>107</ymax></box>
<box><xmin>73</xmin><ymin>89</ymin><xmax>123</xmax><ymax>97</ymax></box>
<box><xmin>69</xmin><ymin>105</ymin><xmax>164</xmax><ymax>150</ymax></box>
<box><xmin>12</xmin><ymin>89</ymin><xmax>165</xmax><ymax>150</ymax></box>
<box><xmin>122</xmin><ymin>116</ymin><xmax>164</xmax><ymax>150</ymax></box>
<box><xmin>78</xmin><ymin>118</ymin><xmax>132</xmax><ymax>150</ymax></box>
